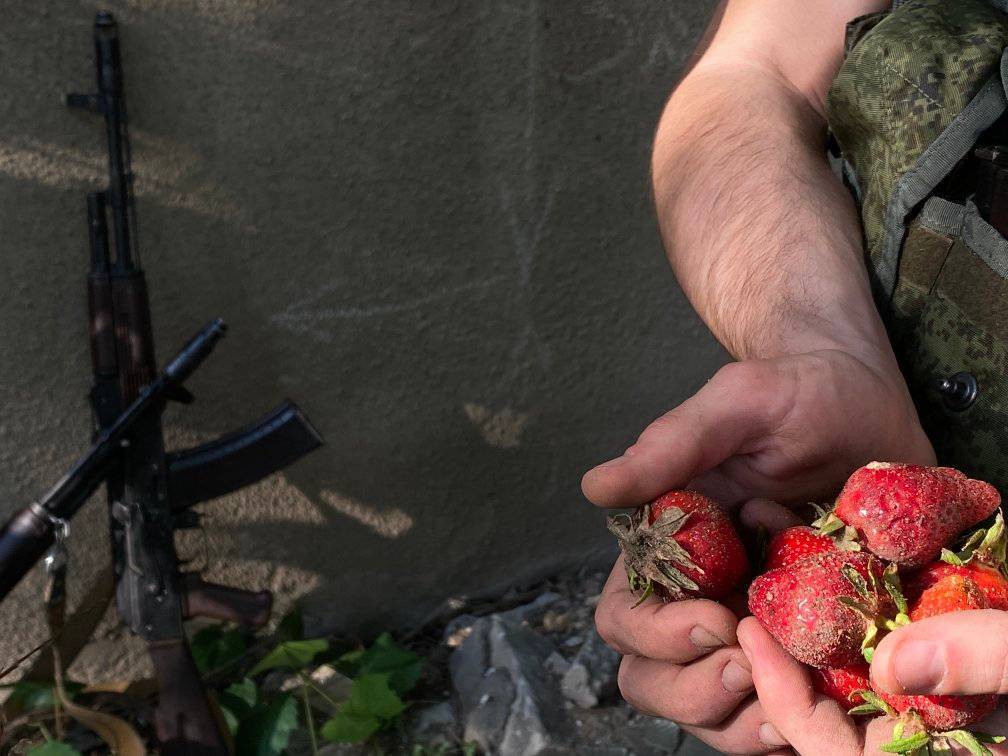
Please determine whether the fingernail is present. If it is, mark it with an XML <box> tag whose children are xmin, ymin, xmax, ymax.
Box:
<box><xmin>759</xmin><ymin>722</ymin><xmax>787</xmax><ymax>747</ymax></box>
<box><xmin>893</xmin><ymin>640</ymin><xmax>945</xmax><ymax>692</ymax></box>
<box><xmin>721</xmin><ymin>659</ymin><xmax>753</xmax><ymax>693</ymax></box>
<box><xmin>689</xmin><ymin>626</ymin><xmax>726</xmax><ymax>649</ymax></box>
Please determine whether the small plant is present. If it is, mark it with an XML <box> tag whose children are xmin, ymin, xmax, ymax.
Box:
<box><xmin>207</xmin><ymin>609</ymin><xmax>425</xmax><ymax>753</ymax></box>
<box><xmin>1</xmin><ymin>611</ymin><xmax>430</xmax><ymax>754</ymax></box>
<box><xmin>24</xmin><ymin>725</ymin><xmax>81</xmax><ymax>756</ymax></box>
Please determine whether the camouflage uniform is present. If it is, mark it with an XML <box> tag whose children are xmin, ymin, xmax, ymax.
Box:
<box><xmin>827</xmin><ymin>0</ymin><xmax>1008</xmax><ymax>491</ymax></box>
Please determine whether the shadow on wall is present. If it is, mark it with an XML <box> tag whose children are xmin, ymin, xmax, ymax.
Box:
<box><xmin>0</xmin><ymin>0</ymin><xmax>726</xmax><ymax>653</ymax></box>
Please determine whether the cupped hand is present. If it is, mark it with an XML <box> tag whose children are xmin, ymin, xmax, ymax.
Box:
<box><xmin>586</xmin><ymin>351</ymin><xmax>934</xmax><ymax>754</ymax></box>
<box><xmin>738</xmin><ymin>611</ymin><xmax>1008</xmax><ymax>755</ymax></box>
<box><xmin>582</xmin><ymin>350</ymin><xmax>934</xmax><ymax>510</ymax></box>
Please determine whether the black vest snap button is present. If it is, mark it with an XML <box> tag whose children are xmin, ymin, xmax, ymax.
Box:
<box><xmin>935</xmin><ymin>372</ymin><xmax>979</xmax><ymax>412</ymax></box>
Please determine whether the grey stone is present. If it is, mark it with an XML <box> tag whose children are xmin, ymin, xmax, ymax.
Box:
<box><xmin>560</xmin><ymin>629</ymin><xmax>621</xmax><ymax>708</ymax></box>
<box><xmin>444</xmin><ymin>613</ymin><xmax>480</xmax><ymax>647</ymax></box>
<box><xmin>544</xmin><ymin>651</ymin><xmax>571</xmax><ymax>678</ymax></box>
<box><xmin>625</xmin><ymin>716</ymin><xmax>683</xmax><ymax>755</ymax></box>
<box><xmin>467</xmin><ymin>668</ymin><xmax>518</xmax><ymax>748</ymax></box>
<box><xmin>451</xmin><ymin>615</ymin><xmax>572</xmax><ymax>755</ymax></box>
<box><xmin>676</xmin><ymin>733</ymin><xmax>725</xmax><ymax>755</ymax></box>
<box><xmin>410</xmin><ymin>700</ymin><xmax>460</xmax><ymax>746</ymax></box>
<box><xmin>498</xmin><ymin>592</ymin><xmax>562</xmax><ymax>625</ymax></box>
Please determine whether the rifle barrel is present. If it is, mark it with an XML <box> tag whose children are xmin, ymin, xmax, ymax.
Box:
<box><xmin>93</xmin><ymin>11</ymin><xmax>138</xmax><ymax>272</ymax></box>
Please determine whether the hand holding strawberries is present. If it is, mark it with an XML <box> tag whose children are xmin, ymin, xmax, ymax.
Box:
<box><xmin>585</xmin><ymin>350</ymin><xmax>935</xmax><ymax>753</ymax></box>
<box><xmin>740</xmin><ymin>503</ymin><xmax>1008</xmax><ymax>754</ymax></box>
<box><xmin>740</xmin><ymin>490</ymin><xmax>1008</xmax><ymax>756</ymax></box>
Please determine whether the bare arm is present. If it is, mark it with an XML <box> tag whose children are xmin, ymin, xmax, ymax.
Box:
<box><xmin>587</xmin><ymin>5</ymin><xmax>938</xmax><ymax>752</ymax></box>
<box><xmin>654</xmin><ymin>0</ymin><xmax>891</xmax><ymax>369</ymax></box>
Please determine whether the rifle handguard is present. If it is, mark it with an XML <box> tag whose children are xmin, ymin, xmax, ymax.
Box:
<box><xmin>181</xmin><ymin>574</ymin><xmax>272</xmax><ymax>628</ymax></box>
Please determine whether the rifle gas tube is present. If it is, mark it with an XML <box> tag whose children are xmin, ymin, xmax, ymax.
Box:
<box><xmin>2</xmin><ymin>10</ymin><xmax>326</xmax><ymax>754</ymax></box>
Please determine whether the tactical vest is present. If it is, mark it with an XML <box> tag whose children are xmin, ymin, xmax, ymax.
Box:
<box><xmin>827</xmin><ymin>0</ymin><xmax>1008</xmax><ymax>492</ymax></box>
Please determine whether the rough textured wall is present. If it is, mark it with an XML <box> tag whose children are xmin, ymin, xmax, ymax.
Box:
<box><xmin>0</xmin><ymin>0</ymin><xmax>725</xmax><ymax>677</ymax></box>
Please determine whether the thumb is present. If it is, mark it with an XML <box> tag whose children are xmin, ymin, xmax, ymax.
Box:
<box><xmin>582</xmin><ymin>362</ymin><xmax>782</xmax><ymax>508</ymax></box>
<box><xmin>871</xmin><ymin>609</ymin><xmax>1008</xmax><ymax>696</ymax></box>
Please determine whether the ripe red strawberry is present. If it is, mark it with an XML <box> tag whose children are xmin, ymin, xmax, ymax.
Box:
<box><xmin>608</xmin><ymin>491</ymin><xmax>748</xmax><ymax>602</ymax></box>
<box><xmin>871</xmin><ymin>690</ymin><xmax>998</xmax><ymax>733</ymax></box>
<box><xmin>907</xmin><ymin>563</ymin><xmax>1006</xmax><ymax>613</ymax></box>
<box><xmin>955</xmin><ymin>563</ymin><xmax>1008</xmax><ymax>609</ymax></box>
<box><xmin>907</xmin><ymin>572</ymin><xmax>987</xmax><ymax>621</ymax></box>
<box><xmin>833</xmin><ymin>462</ymin><xmax>1000</xmax><ymax>568</ymax></box>
<box><xmin>811</xmin><ymin>664</ymin><xmax>870</xmax><ymax>706</ymax></box>
<box><xmin>857</xmin><ymin>568</ymin><xmax>999</xmax><ymax>751</ymax></box>
<box><xmin>747</xmin><ymin>551</ymin><xmax>895</xmax><ymax>668</ymax></box>
<box><xmin>909</xmin><ymin>510</ymin><xmax>1008</xmax><ymax>610</ymax></box>
<box><xmin>764</xmin><ymin>526</ymin><xmax>837</xmax><ymax>571</ymax></box>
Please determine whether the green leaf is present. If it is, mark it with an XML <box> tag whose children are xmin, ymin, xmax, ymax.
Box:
<box><xmin>880</xmin><ymin>732</ymin><xmax>931</xmax><ymax>753</ymax></box>
<box><xmin>630</xmin><ymin>578</ymin><xmax>653</xmax><ymax>609</ymax></box>
<box><xmin>1</xmin><ymin>680</ymin><xmax>85</xmax><ymax>713</ymax></box>
<box><xmin>348</xmin><ymin>673</ymin><xmax>406</xmax><ymax>720</ymax></box>
<box><xmin>26</xmin><ymin>744</ymin><xmax>82</xmax><ymax>756</ymax></box>
<box><xmin>883</xmin><ymin>563</ymin><xmax>908</xmax><ymax>615</ymax></box>
<box><xmin>234</xmin><ymin>693</ymin><xmax>299</xmax><ymax>756</ymax></box>
<box><xmin>854</xmin><ymin>690</ymin><xmax>895</xmax><ymax>717</ymax></box>
<box><xmin>815</xmin><ymin>512</ymin><xmax>845</xmax><ymax>535</ymax></box>
<box><xmin>320</xmin><ymin>673</ymin><xmax>406</xmax><ymax>743</ymax></box>
<box><xmin>342</xmin><ymin>633</ymin><xmax>423</xmax><ymax>696</ymax></box>
<box><xmin>945</xmin><ymin>729</ymin><xmax>997</xmax><ymax>756</ymax></box>
<box><xmin>848</xmin><ymin>703</ymin><xmax>883</xmax><ymax>716</ymax></box>
<box><xmin>249</xmin><ymin>638</ymin><xmax>329</xmax><ymax>676</ymax></box>
<box><xmin>320</xmin><ymin>709</ymin><xmax>381</xmax><ymax>743</ymax></box>
<box><xmin>190</xmin><ymin>624</ymin><xmax>247</xmax><ymax>675</ymax></box>
<box><xmin>218</xmin><ymin>678</ymin><xmax>258</xmax><ymax>735</ymax></box>
<box><xmin>941</xmin><ymin>548</ymin><xmax>966</xmax><ymax>566</ymax></box>
<box><xmin>975</xmin><ymin>734</ymin><xmax>1007</xmax><ymax>744</ymax></box>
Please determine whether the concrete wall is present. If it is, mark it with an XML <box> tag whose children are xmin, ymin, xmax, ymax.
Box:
<box><xmin>0</xmin><ymin>0</ymin><xmax>724</xmax><ymax>676</ymax></box>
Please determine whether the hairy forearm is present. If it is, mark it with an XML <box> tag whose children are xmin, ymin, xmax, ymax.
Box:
<box><xmin>652</xmin><ymin>62</ymin><xmax>898</xmax><ymax>377</ymax></box>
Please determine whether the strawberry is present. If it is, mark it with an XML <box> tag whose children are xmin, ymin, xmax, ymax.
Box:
<box><xmin>853</xmin><ymin>568</ymin><xmax>1000</xmax><ymax>754</ymax></box>
<box><xmin>916</xmin><ymin>509</ymin><xmax>1008</xmax><ymax>610</ymax></box>
<box><xmin>607</xmin><ymin>491</ymin><xmax>748</xmax><ymax>603</ymax></box>
<box><xmin>833</xmin><ymin>462</ymin><xmax>1000</xmax><ymax>568</ymax></box>
<box><xmin>811</xmin><ymin>663</ymin><xmax>870</xmax><ymax>706</ymax></box>
<box><xmin>871</xmin><ymin>690</ymin><xmax>998</xmax><ymax>733</ymax></box>
<box><xmin>907</xmin><ymin>564</ymin><xmax>1004</xmax><ymax>615</ymax></box>
<box><xmin>747</xmin><ymin>551</ymin><xmax>896</xmax><ymax>668</ymax></box>
<box><xmin>764</xmin><ymin>526</ymin><xmax>837</xmax><ymax>571</ymax></box>
<box><xmin>907</xmin><ymin>572</ymin><xmax>987</xmax><ymax>621</ymax></box>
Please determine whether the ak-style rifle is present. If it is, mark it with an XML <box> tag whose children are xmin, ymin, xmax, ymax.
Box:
<box><xmin>0</xmin><ymin>11</ymin><xmax>323</xmax><ymax>753</ymax></box>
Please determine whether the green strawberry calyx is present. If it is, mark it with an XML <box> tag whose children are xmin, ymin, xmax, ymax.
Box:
<box><xmin>810</xmin><ymin>503</ymin><xmax>862</xmax><ymax>552</ymax></box>
<box><xmin>849</xmin><ymin>693</ymin><xmax>1005</xmax><ymax>755</ymax></box>
<box><xmin>837</xmin><ymin>561</ymin><xmax>909</xmax><ymax>663</ymax></box>
<box><xmin>608</xmin><ymin>503</ymin><xmax>702</xmax><ymax>606</ymax></box>
<box><xmin>942</xmin><ymin>510</ymin><xmax>1007</xmax><ymax>577</ymax></box>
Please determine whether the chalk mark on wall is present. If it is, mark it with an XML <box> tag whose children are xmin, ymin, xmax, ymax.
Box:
<box><xmin>270</xmin><ymin>274</ymin><xmax>508</xmax><ymax>342</ymax></box>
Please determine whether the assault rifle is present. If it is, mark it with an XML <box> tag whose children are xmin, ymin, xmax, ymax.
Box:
<box><xmin>0</xmin><ymin>11</ymin><xmax>322</xmax><ymax>754</ymax></box>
